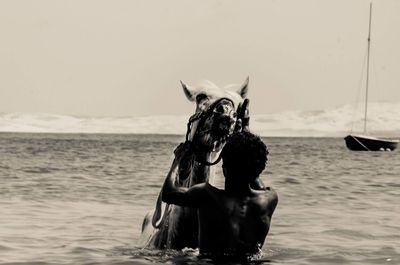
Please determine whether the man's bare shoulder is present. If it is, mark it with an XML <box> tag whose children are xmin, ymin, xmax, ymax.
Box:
<box><xmin>203</xmin><ymin>182</ymin><xmax>225</xmax><ymax>197</ymax></box>
<box><xmin>266</xmin><ymin>187</ymin><xmax>278</xmax><ymax>210</ymax></box>
<box><xmin>250</xmin><ymin>187</ymin><xmax>278</xmax><ymax>213</ymax></box>
<box><xmin>184</xmin><ymin>182</ymin><xmax>223</xmax><ymax>207</ymax></box>
<box><xmin>252</xmin><ymin>186</ymin><xmax>277</xmax><ymax>197</ymax></box>
<box><xmin>188</xmin><ymin>182</ymin><xmax>223</xmax><ymax>200</ymax></box>
<box><xmin>266</xmin><ymin>187</ymin><xmax>278</xmax><ymax>201</ymax></box>
<box><xmin>190</xmin><ymin>182</ymin><xmax>222</xmax><ymax>193</ymax></box>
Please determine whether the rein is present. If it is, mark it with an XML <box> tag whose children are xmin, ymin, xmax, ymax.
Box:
<box><xmin>185</xmin><ymin>97</ymin><xmax>237</xmax><ymax>166</ymax></box>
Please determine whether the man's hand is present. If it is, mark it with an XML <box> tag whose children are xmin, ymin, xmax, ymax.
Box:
<box><xmin>235</xmin><ymin>98</ymin><xmax>250</xmax><ymax>132</ymax></box>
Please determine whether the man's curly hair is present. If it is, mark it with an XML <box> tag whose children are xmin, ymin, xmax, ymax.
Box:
<box><xmin>221</xmin><ymin>131</ymin><xmax>268</xmax><ymax>182</ymax></box>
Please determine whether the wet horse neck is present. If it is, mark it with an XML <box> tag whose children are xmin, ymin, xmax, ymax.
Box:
<box><xmin>190</xmin><ymin>151</ymin><xmax>218</xmax><ymax>185</ymax></box>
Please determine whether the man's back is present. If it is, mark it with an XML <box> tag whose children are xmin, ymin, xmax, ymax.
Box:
<box><xmin>198</xmin><ymin>183</ymin><xmax>278</xmax><ymax>257</ymax></box>
<box><xmin>161</xmin><ymin>131</ymin><xmax>278</xmax><ymax>259</ymax></box>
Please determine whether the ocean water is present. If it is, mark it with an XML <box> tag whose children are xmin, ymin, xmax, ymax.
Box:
<box><xmin>0</xmin><ymin>133</ymin><xmax>399</xmax><ymax>265</ymax></box>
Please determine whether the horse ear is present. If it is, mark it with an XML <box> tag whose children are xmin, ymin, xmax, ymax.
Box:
<box><xmin>180</xmin><ymin>80</ymin><xmax>196</xmax><ymax>101</ymax></box>
<box><xmin>237</xmin><ymin>76</ymin><xmax>249</xmax><ymax>98</ymax></box>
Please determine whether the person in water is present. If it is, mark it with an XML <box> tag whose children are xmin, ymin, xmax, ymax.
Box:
<box><xmin>161</xmin><ymin>131</ymin><xmax>278</xmax><ymax>259</ymax></box>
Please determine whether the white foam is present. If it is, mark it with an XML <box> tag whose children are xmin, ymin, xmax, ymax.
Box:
<box><xmin>0</xmin><ymin>112</ymin><xmax>189</xmax><ymax>135</ymax></box>
<box><xmin>1</xmin><ymin>102</ymin><xmax>400</xmax><ymax>137</ymax></box>
<box><xmin>252</xmin><ymin>102</ymin><xmax>400</xmax><ymax>137</ymax></box>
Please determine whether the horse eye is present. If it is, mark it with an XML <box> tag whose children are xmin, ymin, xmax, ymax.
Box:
<box><xmin>196</xmin><ymin>94</ymin><xmax>208</xmax><ymax>103</ymax></box>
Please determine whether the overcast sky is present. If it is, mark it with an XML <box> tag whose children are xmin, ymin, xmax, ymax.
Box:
<box><xmin>1</xmin><ymin>0</ymin><xmax>400</xmax><ymax>117</ymax></box>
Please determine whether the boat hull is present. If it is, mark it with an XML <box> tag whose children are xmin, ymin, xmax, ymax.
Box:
<box><xmin>344</xmin><ymin>135</ymin><xmax>399</xmax><ymax>151</ymax></box>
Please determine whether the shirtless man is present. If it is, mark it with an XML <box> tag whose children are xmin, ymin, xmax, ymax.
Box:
<box><xmin>161</xmin><ymin>131</ymin><xmax>278</xmax><ymax>260</ymax></box>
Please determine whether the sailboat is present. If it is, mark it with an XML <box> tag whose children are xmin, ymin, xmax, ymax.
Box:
<box><xmin>344</xmin><ymin>3</ymin><xmax>399</xmax><ymax>151</ymax></box>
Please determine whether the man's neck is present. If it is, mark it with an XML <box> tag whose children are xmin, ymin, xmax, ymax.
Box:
<box><xmin>224</xmin><ymin>178</ymin><xmax>252</xmax><ymax>197</ymax></box>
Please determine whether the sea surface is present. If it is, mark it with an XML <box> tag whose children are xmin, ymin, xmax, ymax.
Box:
<box><xmin>0</xmin><ymin>133</ymin><xmax>399</xmax><ymax>265</ymax></box>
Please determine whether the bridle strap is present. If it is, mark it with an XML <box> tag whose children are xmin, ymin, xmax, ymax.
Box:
<box><xmin>184</xmin><ymin>97</ymin><xmax>237</xmax><ymax>166</ymax></box>
<box><xmin>196</xmin><ymin>151</ymin><xmax>223</xmax><ymax>166</ymax></box>
<box><xmin>185</xmin><ymin>112</ymin><xmax>204</xmax><ymax>142</ymax></box>
<box><xmin>186</xmin><ymin>97</ymin><xmax>236</xmax><ymax>141</ymax></box>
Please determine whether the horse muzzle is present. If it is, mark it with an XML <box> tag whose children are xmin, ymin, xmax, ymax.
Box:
<box><xmin>212</xmin><ymin>114</ymin><xmax>236</xmax><ymax>137</ymax></box>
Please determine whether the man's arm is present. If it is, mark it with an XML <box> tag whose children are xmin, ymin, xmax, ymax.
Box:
<box><xmin>161</xmin><ymin>145</ymin><xmax>207</xmax><ymax>207</ymax></box>
<box><xmin>266</xmin><ymin>188</ymin><xmax>278</xmax><ymax>218</ymax></box>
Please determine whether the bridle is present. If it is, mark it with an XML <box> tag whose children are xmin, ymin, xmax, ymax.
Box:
<box><xmin>185</xmin><ymin>97</ymin><xmax>240</xmax><ymax>166</ymax></box>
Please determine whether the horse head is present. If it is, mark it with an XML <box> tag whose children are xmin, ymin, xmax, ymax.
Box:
<box><xmin>180</xmin><ymin>77</ymin><xmax>249</xmax><ymax>171</ymax></box>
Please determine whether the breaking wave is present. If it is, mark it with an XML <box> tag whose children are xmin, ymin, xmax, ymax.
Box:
<box><xmin>1</xmin><ymin>102</ymin><xmax>400</xmax><ymax>137</ymax></box>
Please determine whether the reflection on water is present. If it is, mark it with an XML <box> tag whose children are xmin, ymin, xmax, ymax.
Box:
<box><xmin>0</xmin><ymin>133</ymin><xmax>399</xmax><ymax>265</ymax></box>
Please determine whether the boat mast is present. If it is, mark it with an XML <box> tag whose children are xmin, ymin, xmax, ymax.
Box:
<box><xmin>364</xmin><ymin>2</ymin><xmax>372</xmax><ymax>134</ymax></box>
